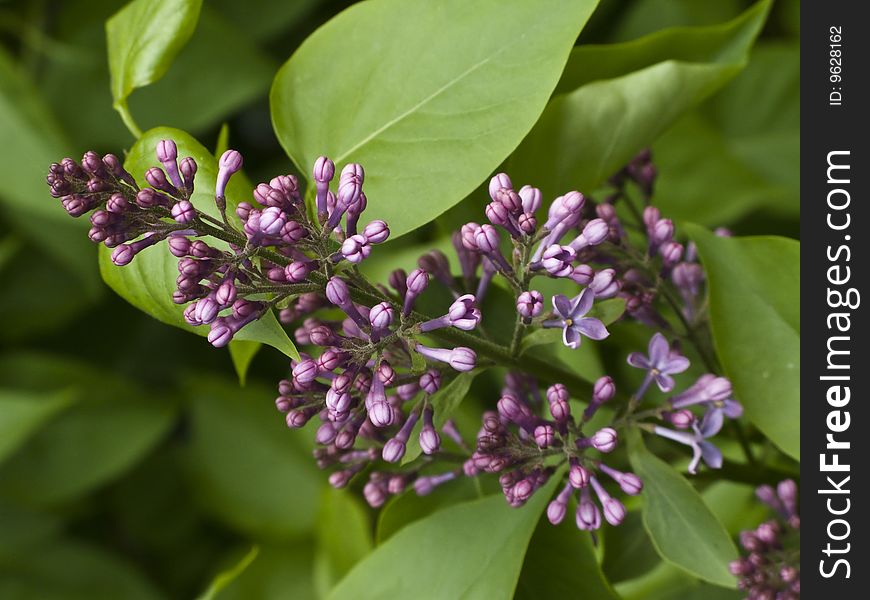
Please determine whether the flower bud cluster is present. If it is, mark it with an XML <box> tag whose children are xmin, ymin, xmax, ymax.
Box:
<box><xmin>730</xmin><ymin>480</ymin><xmax>800</xmax><ymax>599</ymax></box>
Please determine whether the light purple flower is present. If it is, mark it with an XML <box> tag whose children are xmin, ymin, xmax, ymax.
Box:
<box><xmin>653</xmin><ymin>408</ymin><xmax>724</xmax><ymax>474</ymax></box>
<box><xmin>542</xmin><ymin>288</ymin><xmax>609</xmax><ymax>349</ymax></box>
<box><xmin>670</xmin><ymin>374</ymin><xmax>743</xmax><ymax>419</ymax></box>
<box><xmin>627</xmin><ymin>333</ymin><xmax>690</xmax><ymax>392</ymax></box>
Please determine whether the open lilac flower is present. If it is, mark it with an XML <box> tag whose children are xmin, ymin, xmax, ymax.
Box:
<box><xmin>627</xmin><ymin>332</ymin><xmax>689</xmax><ymax>392</ymax></box>
<box><xmin>542</xmin><ymin>288</ymin><xmax>609</xmax><ymax>349</ymax></box>
<box><xmin>670</xmin><ymin>374</ymin><xmax>743</xmax><ymax>419</ymax></box>
<box><xmin>652</xmin><ymin>408</ymin><xmax>724</xmax><ymax>474</ymax></box>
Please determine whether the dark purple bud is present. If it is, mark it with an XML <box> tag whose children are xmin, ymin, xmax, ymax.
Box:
<box><xmin>591</xmin><ymin>427</ymin><xmax>618</xmax><ymax>453</ymax></box>
<box><xmin>168</xmin><ymin>236</ymin><xmax>191</xmax><ymax>257</ymax></box>
<box><xmin>318</xmin><ymin>348</ymin><xmax>346</xmax><ymax>371</ymax></box>
<box><xmin>145</xmin><ymin>167</ymin><xmax>177</xmax><ymax>195</ymax></box>
<box><xmin>81</xmin><ymin>151</ymin><xmax>107</xmax><ymax>177</ymax></box>
<box><xmin>777</xmin><ymin>479</ymin><xmax>798</xmax><ymax>516</ymax></box>
<box><xmin>180</xmin><ymin>156</ymin><xmax>197</xmax><ymax>191</ymax></box>
<box><xmin>363</xmin><ymin>481</ymin><xmax>387</xmax><ymax>508</ymax></box>
<box><xmin>403</xmin><ymin>268</ymin><xmax>429</xmax><ymax>314</ymax></box>
<box><xmin>259</xmin><ymin>206</ymin><xmax>286</xmax><ymax>236</ymax></box>
<box><xmin>106</xmin><ymin>193</ymin><xmax>129</xmax><ymax>214</ymax></box>
<box><xmin>368</xmin><ymin>401</ymin><xmax>394</xmax><ymax>428</ymax></box>
<box><xmin>533</xmin><ymin>424</ymin><xmax>555</xmax><ymax>448</ymax></box>
<box><xmin>382</xmin><ymin>438</ymin><xmax>406</xmax><ymax>463</ymax></box>
<box><xmin>474</xmin><ymin>224</ymin><xmax>501</xmax><ymax>254</ymax></box>
<box><xmin>329</xmin><ymin>470</ymin><xmax>354</xmax><ymax>489</ymax></box>
<box><xmin>313</xmin><ymin>156</ymin><xmax>335</xmax><ymax>183</ymax></box>
<box><xmin>171</xmin><ymin>200</ymin><xmax>196</xmax><ymax>224</ymax></box>
<box><xmin>316</xmin><ymin>422</ymin><xmax>338</xmax><ymax>445</ymax></box>
<box><xmin>755</xmin><ymin>521</ymin><xmax>779</xmax><ymax>545</ymax></box>
<box><xmin>284</xmin><ymin>261</ymin><xmax>312</xmax><ymax>283</ymax></box>
<box><xmin>516</xmin><ymin>290</ymin><xmax>544</xmax><ymax>319</ymax></box>
<box><xmin>569</xmin><ymin>461</ymin><xmax>591</xmax><ymax>488</ymax></box>
<box><xmin>517</xmin><ymin>212</ymin><xmax>537</xmax><ymax>235</ymax></box>
<box><xmin>420</xmin><ymin>370</ymin><xmax>441</xmax><ymax>395</ymax></box>
<box><xmin>293</xmin><ymin>359</ymin><xmax>319</xmax><ymax>384</ymax></box>
<box><xmin>236</xmin><ymin>202</ymin><xmax>252</xmax><ymax>222</ymax></box>
<box><xmin>602</xmin><ymin>497</ymin><xmax>626</xmax><ymax>526</ymax></box>
<box><xmin>651</xmin><ymin>219</ymin><xmax>674</xmax><ymax>245</ymax></box>
<box><xmin>341</xmin><ymin>234</ymin><xmax>371</xmax><ymax>264</ymax></box>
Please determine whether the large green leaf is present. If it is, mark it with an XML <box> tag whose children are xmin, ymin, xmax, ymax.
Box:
<box><xmin>0</xmin><ymin>354</ymin><xmax>176</xmax><ymax>506</ymax></box>
<box><xmin>330</xmin><ymin>482</ymin><xmax>558</xmax><ymax>599</ymax></box>
<box><xmin>106</xmin><ymin>0</ymin><xmax>203</xmax><ymax>135</ymax></box>
<box><xmin>212</xmin><ymin>544</ymin><xmax>316</xmax><ymax>600</ymax></box>
<box><xmin>685</xmin><ymin>225</ymin><xmax>799</xmax><ymax>459</ymax></box>
<box><xmin>654</xmin><ymin>43</ymin><xmax>799</xmax><ymax>225</ymax></box>
<box><xmin>0</xmin><ymin>537</ymin><xmax>163</xmax><ymax>600</ymax></box>
<box><xmin>507</xmin><ymin>0</ymin><xmax>770</xmax><ymax>200</ymax></box>
<box><xmin>183</xmin><ymin>377</ymin><xmax>321</xmax><ymax>540</ymax></box>
<box><xmin>271</xmin><ymin>0</ymin><xmax>600</xmax><ymax>238</ymax></box>
<box><xmin>314</xmin><ymin>489</ymin><xmax>373</xmax><ymax>597</ymax></box>
<box><xmin>98</xmin><ymin>126</ymin><xmax>298</xmax><ymax>359</ymax></box>
<box><xmin>0</xmin><ymin>48</ymin><xmax>101</xmax><ymax>291</ymax></box>
<box><xmin>627</xmin><ymin>428</ymin><xmax>738</xmax><ymax>588</ymax></box>
<box><xmin>516</xmin><ymin>518</ymin><xmax>618</xmax><ymax>599</ymax></box>
<box><xmin>0</xmin><ymin>389</ymin><xmax>75</xmax><ymax>465</ymax></box>
<box><xmin>376</xmin><ymin>478</ymin><xmax>480</xmax><ymax>544</ymax></box>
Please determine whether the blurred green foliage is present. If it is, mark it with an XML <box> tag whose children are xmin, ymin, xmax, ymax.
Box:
<box><xmin>0</xmin><ymin>0</ymin><xmax>798</xmax><ymax>598</ymax></box>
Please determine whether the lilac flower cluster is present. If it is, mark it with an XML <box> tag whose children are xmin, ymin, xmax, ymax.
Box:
<box><xmin>47</xmin><ymin>144</ymin><xmax>753</xmax><ymax>536</ymax></box>
<box><xmin>464</xmin><ymin>371</ymin><xmax>640</xmax><ymax>532</ymax></box>
<box><xmin>730</xmin><ymin>480</ymin><xmax>800</xmax><ymax>599</ymax></box>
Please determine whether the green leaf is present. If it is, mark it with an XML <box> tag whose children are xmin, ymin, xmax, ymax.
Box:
<box><xmin>376</xmin><ymin>478</ymin><xmax>479</xmax><ymax>544</ymax></box>
<box><xmin>0</xmin><ymin>537</ymin><xmax>163</xmax><ymax>600</ymax></box>
<box><xmin>228</xmin><ymin>341</ymin><xmax>261</xmax><ymax>386</ymax></box>
<box><xmin>211</xmin><ymin>544</ymin><xmax>317</xmax><ymax>600</ymax></box>
<box><xmin>0</xmin><ymin>48</ymin><xmax>101</xmax><ymax>291</ymax></box>
<box><xmin>329</xmin><ymin>481</ymin><xmax>558</xmax><ymax>600</ymax></box>
<box><xmin>654</xmin><ymin>43</ymin><xmax>799</xmax><ymax>225</ymax></box>
<box><xmin>516</xmin><ymin>518</ymin><xmax>618</xmax><ymax>600</ymax></box>
<box><xmin>0</xmin><ymin>353</ymin><xmax>176</xmax><ymax>506</ymax></box>
<box><xmin>98</xmin><ymin>126</ymin><xmax>298</xmax><ymax>359</ymax></box>
<box><xmin>198</xmin><ymin>546</ymin><xmax>260</xmax><ymax>600</ymax></box>
<box><xmin>106</xmin><ymin>0</ymin><xmax>204</xmax><ymax>136</ymax></box>
<box><xmin>0</xmin><ymin>389</ymin><xmax>75</xmax><ymax>465</ymax></box>
<box><xmin>507</xmin><ymin>0</ymin><xmax>770</xmax><ymax>199</ymax></box>
<box><xmin>314</xmin><ymin>488</ymin><xmax>373</xmax><ymax>597</ymax></box>
<box><xmin>685</xmin><ymin>225</ymin><xmax>799</xmax><ymax>459</ymax></box>
<box><xmin>602</xmin><ymin>510</ymin><xmax>661</xmax><ymax>584</ymax></box>
<box><xmin>271</xmin><ymin>0</ymin><xmax>600</xmax><ymax>239</ymax></box>
<box><xmin>627</xmin><ymin>428</ymin><xmax>738</xmax><ymax>587</ymax></box>
<box><xmin>183</xmin><ymin>376</ymin><xmax>321</xmax><ymax>540</ymax></box>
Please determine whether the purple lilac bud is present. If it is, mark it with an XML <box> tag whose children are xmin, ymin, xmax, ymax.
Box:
<box><xmin>216</xmin><ymin>150</ymin><xmax>243</xmax><ymax>199</ymax></box>
<box><xmin>420</xmin><ymin>370</ymin><xmax>442</xmax><ymax>395</ymax></box>
<box><xmin>171</xmin><ymin>200</ymin><xmax>196</xmax><ymax>224</ymax></box>
<box><xmin>533</xmin><ymin>424</ymin><xmax>555</xmax><ymax>448</ymax></box>
<box><xmin>180</xmin><ymin>157</ymin><xmax>197</xmax><ymax>191</ymax></box>
<box><xmin>599</xmin><ymin>464</ymin><xmax>643</xmax><ymax>495</ymax></box>
<box><xmin>403</xmin><ymin>268</ymin><xmax>429</xmax><ymax>315</ymax></box>
<box><xmin>488</xmin><ymin>173</ymin><xmax>513</xmax><ymax>199</ymax></box>
<box><xmin>576</xmin><ymin>487</ymin><xmax>601</xmax><ymax>530</ymax></box>
<box><xmin>540</xmin><ymin>245</ymin><xmax>576</xmax><ymax>277</ymax></box>
<box><xmin>156</xmin><ymin>140</ymin><xmax>183</xmax><ymax>188</ymax></box>
<box><xmin>667</xmin><ymin>409</ymin><xmax>695</xmax><ymax>429</ymax></box>
<box><xmin>516</xmin><ymin>290</ymin><xmax>544</xmax><ymax>320</ymax></box>
<box><xmin>518</xmin><ymin>185</ymin><xmax>542</xmax><ymax>213</ymax></box>
<box><xmin>363</xmin><ymin>220</ymin><xmax>390</xmax><ymax>244</ymax></box>
<box><xmin>569</xmin><ymin>218</ymin><xmax>609</xmax><ymax>252</ymax></box>
<box><xmin>659</xmin><ymin>241</ymin><xmax>683</xmax><ymax>267</ymax></box>
<box><xmin>369</xmin><ymin>302</ymin><xmax>394</xmax><ymax>330</ymax></box>
<box><xmin>313</xmin><ymin>156</ymin><xmax>335</xmax><ymax>217</ymax></box>
<box><xmin>591</xmin><ymin>427</ymin><xmax>618</xmax><ymax>453</ymax></box>
<box><xmin>419</xmin><ymin>408</ymin><xmax>441</xmax><ymax>454</ymax></box>
<box><xmin>110</xmin><ymin>233</ymin><xmax>160</xmax><ymax>266</ymax></box>
<box><xmin>547</xmin><ymin>484</ymin><xmax>573</xmax><ymax>525</ymax></box>
<box><xmin>546</xmin><ymin>383</ymin><xmax>571</xmax><ymax>422</ymax></box>
<box><xmin>340</xmin><ymin>234</ymin><xmax>371</xmax><ymax>264</ymax></box>
<box><xmin>414</xmin><ymin>471</ymin><xmax>458</xmax><ymax>496</ymax></box>
<box><xmin>590</xmin><ymin>477</ymin><xmax>626</xmax><ymax>526</ymax></box>
<box><xmin>569</xmin><ymin>460</ymin><xmax>591</xmax><ymax>488</ymax></box>
<box><xmin>589</xmin><ymin>268</ymin><xmax>619</xmax><ymax>299</ymax></box>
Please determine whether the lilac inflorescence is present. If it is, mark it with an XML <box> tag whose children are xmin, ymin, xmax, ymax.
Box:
<box><xmin>730</xmin><ymin>480</ymin><xmax>800</xmax><ymax>599</ymax></box>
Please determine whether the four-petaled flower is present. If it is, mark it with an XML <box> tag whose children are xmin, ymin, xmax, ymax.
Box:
<box><xmin>543</xmin><ymin>288</ymin><xmax>609</xmax><ymax>349</ymax></box>
<box><xmin>627</xmin><ymin>332</ymin><xmax>689</xmax><ymax>392</ymax></box>
<box><xmin>653</xmin><ymin>408</ymin><xmax>724</xmax><ymax>474</ymax></box>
